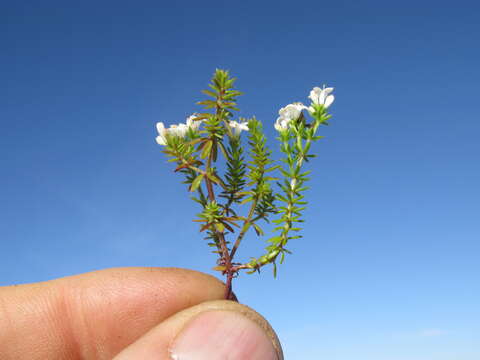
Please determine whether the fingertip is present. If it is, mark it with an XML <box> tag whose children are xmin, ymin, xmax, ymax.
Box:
<box><xmin>113</xmin><ymin>300</ymin><xmax>283</xmax><ymax>360</ymax></box>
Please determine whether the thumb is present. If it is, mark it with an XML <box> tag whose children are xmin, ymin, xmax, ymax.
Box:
<box><xmin>113</xmin><ymin>300</ymin><xmax>283</xmax><ymax>360</ymax></box>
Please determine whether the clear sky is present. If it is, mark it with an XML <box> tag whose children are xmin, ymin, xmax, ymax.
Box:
<box><xmin>2</xmin><ymin>1</ymin><xmax>479</xmax><ymax>358</ymax></box>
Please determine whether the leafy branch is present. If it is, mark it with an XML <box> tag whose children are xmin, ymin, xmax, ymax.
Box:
<box><xmin>155</xmin><ymin>69</ymin><xmax>335</xmax><ymax>299</ymax></box>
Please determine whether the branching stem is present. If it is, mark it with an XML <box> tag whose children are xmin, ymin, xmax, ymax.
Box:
<box><xmin>230</xmin><ymin>196</ymin><xmax>258</xmax><ymax>259</ymax></box>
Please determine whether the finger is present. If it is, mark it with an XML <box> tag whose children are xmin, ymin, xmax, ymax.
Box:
<box><xmin>113</xmin><ymin>300</ymin><xmax>283</xmax><ymax>360</ymax></box>
<box><xmin>0</xmin><ymin>267</ymin><xmax>225</xmax><ymax>360</ymax></box>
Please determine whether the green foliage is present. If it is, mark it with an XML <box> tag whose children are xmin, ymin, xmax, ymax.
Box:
<box><xmin>245</xmin><ymin>102</ymin><xmax>332</xmax><ymax>274</ymax></box>
<box><xmin>219</xmin><ymin>135</ymin><xmax>247</xmax><ymax>215</ymax></box>
<box><xmin>245</xmin><ymin>118</ymin><xmax>278</xmax><ymax>223</ymax></box>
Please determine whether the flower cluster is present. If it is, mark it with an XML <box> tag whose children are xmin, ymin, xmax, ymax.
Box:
<box><xmin>156</xmin><ymin>117</ymin><xmax>250</xmax><ymax>145</ymax></box>
<box><xmin>274</xmin><ymin>86</ymin><xmax>335</xmax><ymax>132</ymax></box>
<box><xmin>155</xmin><ymin>114</ymin><xmax>202</xmax><ymax>145</ymax></box>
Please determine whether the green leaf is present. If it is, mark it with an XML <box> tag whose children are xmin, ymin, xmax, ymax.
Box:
<box><xmin>267</xmin><ymin>236</ymin><xmax>282</xmax><ymax>243</ymax></box>
<box><xmin>201</xmin><ymin>140</ymin><xmax>213</xmax><ymax>159</ymax></box>
<box><xmin>190</xmin><ymin>196</ymin><xmax>203</xmax><ymax>205</ymax></box>
<box><xmin>206</xmin><ymin>172</ymin><xmax>221</xmax><ymax>184</ymax></box>
<box><xmin>252</xmin><ymin>223</ymin><xmax>264</xmax><ymax>236</ymax></box>
<box><xmin>240</xmin><ymin>197</ymin><xmax>252</xmax><ymax>205</ymax></box>
<box><xmin>218</xmin><ymin>141</ymin><xmax>229</xmax><ymax>160</ymax></box>
<box><xmin>202</xmin><ymin>89</ymin><xmax>217</xmax><ymax>98</ymax></box>
<box><xmin>199</xmin><ymin>223</ymin><xmax>211</xmax><ymax>232</ymax></box>
<box><xmin>221</xmin><ymin>221</ymin><xmax>234</xmax><ymax>232</ymax></box>
<box><xmin>190</xmin><ymin>173</ymin><xmax>204</xmax><ymax>192</ymax></box>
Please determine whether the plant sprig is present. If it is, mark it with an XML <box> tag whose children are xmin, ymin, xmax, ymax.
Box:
<box><xmin>155</xmin><ymin>69</ymin><xmax>335</xmax><ymax>299</ymax></box>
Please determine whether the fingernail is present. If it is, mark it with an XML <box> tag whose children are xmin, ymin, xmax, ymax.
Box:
<box><xmin>170</xmin><ymin>310</ymin><xmax>279</xmax><ymax>360</ymax></box>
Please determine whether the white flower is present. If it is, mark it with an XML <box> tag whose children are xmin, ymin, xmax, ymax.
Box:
<box><xmin>168</xmin><ymin>123</ymin><xmax>189</xmax><ymax>138</ymax></box>
<box><xmin>229</xmin><ymin>120</ymin><xmax>249</xmax><ymax>136</ymax></box>
<box><xmin>274</xmin><ymin>102</ymin><xmax>307</xmax><ymax>132</ymax></box>
<box><xmin>155</xmin><ymin>114</ymin><xmax>203</xmax><ymax>146</ymax></box>
<box><xmin>274</xmin><ymin>117</ymin><xmax>290</xmax><ymax>131</ymax></box>
<box><xmin>186</xmin><ymin>113</ymin><xmax>202</xmax><ymax>131</ymax></box>
<box><xmin>279</xmin><ymin>102</ymin><xmax>307</xmax><ymax>121</ymax></box>
<box><xmin>308</xmin><ymin>86</ymin><xmax>334</xmax><ymax>108</ymax></box>
<box><xmin>156</xmin><ymin>122</ymin><xmax>168</xmax><ymax>145</ymax></box>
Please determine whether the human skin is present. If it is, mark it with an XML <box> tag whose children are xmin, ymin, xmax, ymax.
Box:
<box><xmin>0</xmin><ymin>267</ymin><xmax>283</xmax><ymax>359</ymax></box>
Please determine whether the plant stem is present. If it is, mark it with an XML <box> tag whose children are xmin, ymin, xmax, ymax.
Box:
<box><xmin>229</xmin><ymin>196</ymin><xmax>258</xmax><ymax>259</ymax></box>
<box><xmin>204</xmin><ymin>139</ymin><xmax>234</xmax><ymax>300</ymax></box>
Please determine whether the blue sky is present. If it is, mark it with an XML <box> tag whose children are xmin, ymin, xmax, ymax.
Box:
<box><xmin>1</xmin><ymin>1</ymin><xmax>479</xmax><ymax>358</ymax></box>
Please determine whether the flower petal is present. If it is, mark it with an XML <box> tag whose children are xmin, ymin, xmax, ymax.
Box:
<box><xmin>156</xmin><ymin>135</ymin><xmax>166</xmax><ymax>145</ymax></box>
<box><xmin>274</xmin><ymin>121</ymin><xmax>285</xmax><ymax>131</ymax></box>
<box><xmin>318</xmin><ymin>90</ymin><xmax>326</xmax><ymax>105</ymax></box>
<box><xmin>309</xmin><ymin>87</ymin><xmax>321</xmax><ymax>104</ymax></box>
<box><xmin>186</xmin><ymin>113</ymin><xmax>201</xmax><ymax>131</ymax></box>
<box><xmin>239</xmin><ymin>122</ymin><xmax>249</xmax><ymax>131</ymax></box>
<box><xmin>324</xmin><ymin>94</ymin><xmax>335</xmax><ymax>108</ymax></box>
<box><xmin>323</xmin><ymin>87</ymin><xmax>334</xmax><ymax>95</ymax></box>
<box><xmin>156</xmin><ymin>122</ymin><xmax>166</xmax><ymax>134</ymax></box>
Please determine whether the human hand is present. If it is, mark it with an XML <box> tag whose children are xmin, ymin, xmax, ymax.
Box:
<box><xmin>0</xmin><ymin>267</ymin><xmax>283</xmax><ymax>359</ymax></box>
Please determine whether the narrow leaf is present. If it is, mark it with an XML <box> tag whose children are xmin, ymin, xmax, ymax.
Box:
<box><xmin>201</xmin><ymin>140</ymin><xmax>213</xmax><ymax>159</ymax></box>
<box><xmin>190</xmin><ymin>173</ymin><xmax>205</xmax><ymax>192</ymax></box>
